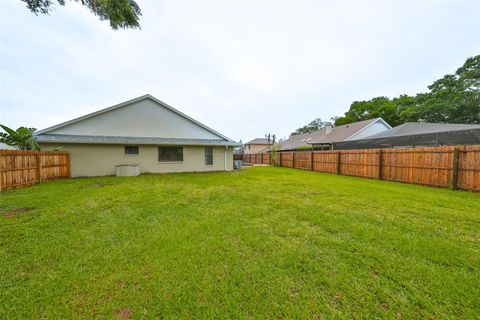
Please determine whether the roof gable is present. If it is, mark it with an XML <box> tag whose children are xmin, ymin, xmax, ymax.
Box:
<box><xmin>36</xmin><ymin>95</ymin><xmax>232</xmax><ymax>141</ymax></box>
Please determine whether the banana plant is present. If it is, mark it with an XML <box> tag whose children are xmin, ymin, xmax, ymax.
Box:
<box><xmin>0</xmin><ymin>124</ymin><xmax>40</xmax><ymax>150</ymax></box>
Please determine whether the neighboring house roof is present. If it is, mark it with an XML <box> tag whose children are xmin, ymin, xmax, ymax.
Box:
<box><xmin>332</xmin><ymin>122</ymin><xmax>480</xmax><ymax>149</ymax></box>
<box><xmin>277</xmin><ymin>131</ymin><xmax>315</xmax><ymax>151</ymax></box>
<box><xmin>308</xmin><ymin>118</ymin><xmax>390</xmax><ymax>145</ymax></box>
<box><xmin>35</xmin><ymin>94</ymin><xmax>239</xmax><ymax>147</ymax></box>
<box><xmin>277</xmin><ymin>118</ymin><xmax>390</xmax><ymax>150</ymax></box>
<box><xmin>244</xmin><ymin>138</ymin><xmax>273</xmax><ymax>145</ymax></box>
<box><xmin>356</xmin><ymin>122</ymin><xmax>480</xmax><ymax>139</ymax></box>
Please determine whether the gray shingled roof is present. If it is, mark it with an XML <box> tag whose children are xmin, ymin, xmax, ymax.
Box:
<box><xmin>244</xmin><ymin>138</ymin><xmax>273</xmax><ymax>145</ymax></box>
<box><xmin>357</xmin><ymin>122</ymin><xmax>480</xmax><ymax>139</ymax></box>
<box><xmin>36</xmin><ymin>134</ymin><xmax>240</xmax><ymax>146</ymax></box>
<box><xmin>278</xmin><ymin>118</ymin><xmax>384</xmax><ymax>150</ymax></box>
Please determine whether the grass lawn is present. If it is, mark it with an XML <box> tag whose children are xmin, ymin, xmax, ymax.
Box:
<box><xmin>1</xmin><ymin>167</ymin><xmax>479</xmax><ymax>319</ymax></box>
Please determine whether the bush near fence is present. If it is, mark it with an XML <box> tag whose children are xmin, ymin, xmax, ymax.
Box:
<box><xmin>242</xmin><ymin>145</ymin><xmax>480</xmax><ymax>192</ymax></box>
<box><xmin>0</xmin><ymin>150</ymin><xmax>71</xmax><ymax>190</ymax></box>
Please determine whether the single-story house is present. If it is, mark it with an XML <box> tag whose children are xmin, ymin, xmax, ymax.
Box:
<box><xmin>243</xmin><ymin>138</ymin><xmax>273</xmax><ymax>154</ymax></box>
<box><xmin>330</xmin><ymin>122</ymin><xmax>480</xmax><ymax>149</ymax></box>
<box><xmin>278</xmin><ymin>118</ymin><xmax>391</xmax><ymax>151</ymax></box>
<box><xmin>35</xmin><ymin>95</ymin><xmax>240</xmax><ymax>177</ymax></box>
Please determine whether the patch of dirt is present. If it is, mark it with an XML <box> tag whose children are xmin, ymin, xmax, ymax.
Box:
<box><xmin>91</xmin><ymin>182</ymin><xmax>109</xmax><ymax>188</ymax></box>
<box><xmin>116</xmin><ymin>308</ymin><xmax>133</xmax><ymax>319</ymax></box>
<box><xmin>2</xmin><ymin>207</ymin><xmax>34</xmax><ymax>218</ymax></box>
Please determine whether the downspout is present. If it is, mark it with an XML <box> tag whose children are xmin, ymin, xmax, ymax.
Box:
<box><xmin>224</xmin><ymin>146</ymin><xmax>227</xmax><ymax>171</ymax></box>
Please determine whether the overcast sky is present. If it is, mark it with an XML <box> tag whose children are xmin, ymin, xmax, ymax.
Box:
<box><xmin>1</xmin><ymin>0</ymin><xmax>479</xmax><ymax>142</ymax></box>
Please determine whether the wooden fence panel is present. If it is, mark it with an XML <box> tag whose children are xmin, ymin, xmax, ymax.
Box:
<box><xmin>282</xmin><ymin>153</ymin><xmax>294</xmax><ymax>168</ymax></box>
<box><xmin>0</xmin><ymin>150</ymin><xmax>70</xmax><ymax>190</ymax></box>
<box><xmin>339</xmin><ymin>149</ymin><xmax>379</xmax><ymax>179</ymax></box>
<box><xmin>272</xmin><ymin>145</ymin><xmax>480</xmax><ymax>192</ymax></box>
<box><xmin>262</xmin><ymin>153</ymin><xmax>270</xmax><ymax>165</ymax></box>
<box><xmin>457</xmin><ymin>145</ymin><xmax>480</xmax><ymax>191</ymax></box>
<box><xmin>312</xmin><ymin>151</ymin><xmax>337</xmax><ymax>173</ymax></box>
<box><xmin>382</xmin><ymin>147</ymin><xmax>453</xmax><ymax>187</ymax></box>
<box><xmin>293</xmin><ymin>151</ymin><xmax>311</xmax><ymax>170</ymax></box>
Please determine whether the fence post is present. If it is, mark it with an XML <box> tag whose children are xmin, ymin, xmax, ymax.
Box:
<box><xmin>292</xmin><ymin>152</ymin><xmax>295</xmax><ymax>168</ymax></box>
<box><xmin>310</xmin><ymin>151</ymin><xmax>314</xmax><ymax>171</ymax></box>
<box><xmin>377</xmin><ymin>149</ymin><xmax>383</xmax><ymax>180</ymax></box>
<box><xmin>452</xmin><ymin>147</ymin><xmax>459</xmax><ymax>190</ymax></box>
<box><xmin>336</xmin><ymin>151</ymin><xmax>341</xmax><ymax>175</ymax></box>
<box><xmin>279</xmin><ymin>152</ymin><xmax>282</xmax><ymax>167</ymax></box>
<box><xmin>36</xmin><ymin>151</ymin><xmax>42</xmax><ymax>183</ymax></box>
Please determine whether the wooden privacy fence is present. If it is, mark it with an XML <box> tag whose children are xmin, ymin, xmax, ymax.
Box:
<box><xmin>0</xmin><ymin>150</ymin><xmax>71</xmax><ymax>190</ymax></box>
<box><xmin>242</xmin><ymin>145</ymin><xmax>480</xmax><ymax>192</ymax></box>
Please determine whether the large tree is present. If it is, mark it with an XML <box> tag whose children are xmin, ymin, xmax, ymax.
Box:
<box><xmin>21</xmin><ymin>0</ymin><xmax>142</xmax><ymax>29</ymax></box>
<box><xmin>334</xmin><ymin>55</ymin><xmax>480</xmax><ymax>126</ymax></box>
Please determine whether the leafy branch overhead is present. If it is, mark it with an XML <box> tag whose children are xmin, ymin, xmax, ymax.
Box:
<box><xmin>0</xmin><ymin>125</ymin><xmax>40</xmax><ymax>150</ymax></box>
<box><xmin>21</xmin><ymin>0</ymin><xmax>142</xmax><ymax>30</ymax></box>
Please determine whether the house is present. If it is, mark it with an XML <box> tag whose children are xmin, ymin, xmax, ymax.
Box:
<box><xmin>331</xmin><ymin>122</ymin><xmax>480</xmax><ymax>149</ymax></box>
<box><xmin>278</xmin><ymin>118</ymin><xmax>391</xmax><ymax>151</ymax></box>
<box><xmin>35</xmin><ymin>95</ymin><xmax>239</xmax><ymax>177</ymax></box>
<box><xmin>243</xmin><ymin>138</ymin><xmax>273</xmax><ymax>154</ymax></box>
<box><xmin>0</xmin><ymin>142</ymin><xmax>16</xmax><ymax>150</ymax></box>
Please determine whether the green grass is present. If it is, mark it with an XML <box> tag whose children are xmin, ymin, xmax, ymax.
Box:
<box><xmin>1</xmin><ymin>167</ymin><xmax>479</xmax><ymax>319</ymax></box>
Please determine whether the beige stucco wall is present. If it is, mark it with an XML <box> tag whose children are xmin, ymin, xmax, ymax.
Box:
<box><xmin>244</xmin><ymin>144</ymin><xmax>270</xmax><ymax>154</ymax></box>
<box><xmin>40</xmin><ymin>143</ymin><xmax>234</xmax><ymax>177</ymax></box>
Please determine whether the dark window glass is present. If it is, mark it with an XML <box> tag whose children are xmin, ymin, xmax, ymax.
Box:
<box><xmin>205</xmin><ymin>147</ymin><xmax>213</xmax><ymax>165</ymax></box>
<box><xmin>124</xmin><ymin>146</ymin><xmax>139</xmax><ymax>154</ymax></box>
<box><xmin>158</xmin><ymin>147</ymin><xmax>183</xmax><ymax>162</ymax></box>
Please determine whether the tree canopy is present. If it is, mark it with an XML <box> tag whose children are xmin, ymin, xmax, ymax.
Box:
<box><xmin>21</xmin><ymin>0</ymin><xmax>142</xmax><ymax>30</ymax></box>
<box><xmin>334</xmin><ymin>55</ymin><xmax>480</xmax><ymax>126</ymax></box>
<box><xmin>290</xmin><ymin>118</ymin><xmax>331</xmax><ymax>136</ymax></box>
<box><xmin>0</xmin><ymin>125</ymin><xmax>40</xmax><ymax>150</ymax></box>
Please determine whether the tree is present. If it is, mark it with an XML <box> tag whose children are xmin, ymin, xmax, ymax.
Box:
<box><xmin>291</xmin><ymin>118</ymin><xmax>331</xmax><ymax>136</ymax></box>
<box><xmin>419</xmin><ymin>56</ymin><xmax>480</xmax><ymax>123</ymax></box>
<box><xmin>0</xmin><ymin>125</ymin><xmax>40</xmax><ymax>150</ymax></box>
<box><xmin>21</xmin><ymin>0</ymin><xmax>142</xmax><ymax>30</ymax></box>
<box><xmin>334</xmin><ymin>55</ymin><xmax>480</xmax><ymax>126</ymax></box>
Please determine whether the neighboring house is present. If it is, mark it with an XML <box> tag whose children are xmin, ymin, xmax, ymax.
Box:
<box><xmin>35</xmin><ymin>95</ymin><xmax>239</xmax><ymax>177</ymax></box>
<box><xmin>0</xmin><ymin>142</ymin><xmax>16</xmax><ymax>150</ymax></box>
<box><xmin>243</xmin><ymin>138</ymin><xmax>273</xmax><ymax>154</ymax></box>
<box><xmin>278</xmin><ymin>118</ymin><xmax>391</xmax><ymax>151</ymax></box>
<box><xmin>332</xmin><ymin>122</ymin><xmax>480</xmax><ymax>149</ymax></box>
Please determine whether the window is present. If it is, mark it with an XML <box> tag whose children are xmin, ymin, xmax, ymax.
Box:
<box><xmin>124</xmin><ymin>146</ymin><xmax>139</xmax><ymax>154</ymax></box>
<box><xmin>205</xmin><ymin>147</ymin><xmax>213</xmax><ymax>165</ymax></box>
<box><xmin>158</xmin><ymin>147</ymin><xmax>183</xmax><ymax>162</ymax></box>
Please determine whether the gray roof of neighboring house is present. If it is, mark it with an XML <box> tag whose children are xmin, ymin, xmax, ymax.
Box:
<box><xmin>36</xmin><ymin>134</ymin><xmax>240</xmax><ymax>146</ymax></box>
<box><xmin>355</xmin><ymin>122</ymin><xmax>480</xmax><ymax>139</ymax></box>
<box><xmin>278</xmin><ymin>118</ymin><xmax>385</xmax><ymax>150</ymax></box>
<box><xmin>332</xmin><ymin>123</ymin><xmax>480</xmax><ymax>149</ymax></box>
<box><xmin>244</xmin><ymin>138</ymin><xmax>273</xmax><ymax>145</ymax></box>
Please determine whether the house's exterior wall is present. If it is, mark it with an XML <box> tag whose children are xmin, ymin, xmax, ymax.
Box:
<box><xmin>244</xmin><ymin>144</ymin><xmax>270</xmax><ymax>154</ymax></box>
<box><xmin>40</xmin><ymin>143</ymin><xmax>234</xmax><ymax>177</ymax></box>
<box><xmin>47</xmin><ymin>98</ymin><xmax>222</xmax><ymax>140</ymax></box>
<box><xmin>347</xmin><ymin>121</ymin><xmax>390</xmax><ymax>140</ymax></box>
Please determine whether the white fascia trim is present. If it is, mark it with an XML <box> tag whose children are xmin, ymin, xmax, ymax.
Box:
<box><xmin>344</xmin><ymin>118</ymin><xmax>392</xmax><ymax>141</ymax></box>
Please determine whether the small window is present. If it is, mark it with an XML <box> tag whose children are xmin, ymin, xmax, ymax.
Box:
<box><xmin>205</xmin><ymin>147</ymin><xmax>213</xmax><ymax>165</ymax></box>
<box><xmin>158</xmin><ymin>147</ymin><xmax>183</xmax><ymax>162</ymax></box>
<box><xmin>124</xmin><ymin>146</ymin><xmax>139</xmax><ymax>154</ymax></box>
